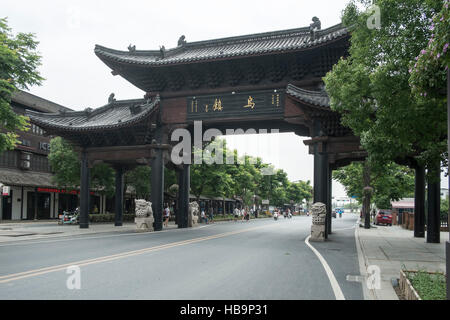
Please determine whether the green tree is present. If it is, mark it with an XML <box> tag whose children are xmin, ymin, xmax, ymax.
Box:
<box><xmin>48</xmin><ymin>137</ymin><xmax>115</xmax><ymax>196</ymax></box>
<box><xmin>190</xmin><ymin>140</ymin><xmax>235</xmax><ymax>201</ymax></box>
<box><xmin>286</xmin><ymin>180</ymin><xmax>313</xmax><ymax>204</ymax></box>
<box><xmin>125</xmin><ymin>166</ymin><xmax>151</xmax><ymax>199</ymax></box>
<box><xmin>333</xmin><ymin>161</ymin><xmax>415</xmax><ymax>209</ymax></box>
<box><xmin>231</xmin><ymin>155</ymin><xmax>258</xmax><ymax>206</ymax></box>
<box><xmin>188</xmin><ymin>138</ymin><xmax>313</xmax><ymax>209</ymax></box>
<box><xmin>48</xmin><ymin>137</ymin><xmax>80</xmax><ymax>189</ymax></box>
<box><xmin>324</xmin><ymin>0</ymin><xmax>445</xmax><ymax>173</ymax></box>
<box><xmin>409</xmin><ymin>2</ymin><xmax>449</xmax><ymax>102</ymax></box>
<box><xmin>0</xmin><ymin>17</ymin><xmax>43</xmax><ymax>152</ymax></box>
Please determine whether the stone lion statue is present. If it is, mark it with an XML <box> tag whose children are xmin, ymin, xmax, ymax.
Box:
<box><xmin>188</xmin><ymin>201</ymin><xmax>199</xmax><ymax>227</ymax></box>
<box><xmin>135</xmin><ymin>199</ymin><xmax>154</xmax><ymax>231</ymax></box>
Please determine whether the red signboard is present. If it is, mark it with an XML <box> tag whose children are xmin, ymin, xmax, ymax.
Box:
<box><xmin>37</xmin><ymin>187</ymin><xmax>94</xmax><ymax>195</ymax></box>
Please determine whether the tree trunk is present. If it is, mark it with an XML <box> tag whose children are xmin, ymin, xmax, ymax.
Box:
<box><xmin>363</xmin><ymin>161</ymin><xmax>372</xmax><ymax>229</ymax></box>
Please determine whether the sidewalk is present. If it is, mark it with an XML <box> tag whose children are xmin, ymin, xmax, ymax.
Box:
<box><xmin>355</xmin><ymin>222</ymin><xmax>448</xmax><ymax>300</ymax></box>
<box><xmin>0</xmin><ymin>220</ymin><xmax>178</xmax><ymax>243</ymax></box>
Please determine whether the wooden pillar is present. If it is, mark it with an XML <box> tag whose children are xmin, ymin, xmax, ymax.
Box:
<box><xmin>114</xmin><ymin>166</ymin><xmax>124</xmax><ymax>227</ymax></box>
<box><xmin>426</xmin><ymin>163</ymin><xmax>440</xmax><ymax>243</ymax></box>
<box><xmin>20</xmin><ymin>186</ymin><xmax>24</xmax><ymax>220</ymax></box>
<box><xmin>414</xmin><ymin>165</ymin><xmax>425</xmax><ymax>238</ymax></box>
<box><xmin>313</xmin><ymin>120</ymin><xmax>328</xmax><ymax>238</ymax></box>
<box><xmin>34</xmin><ymin>187</ymin><xmax>38</xmax><ymax>220</ymax></box>
<box><xmin>327</xmin><ymin>166</ymin><xmax>332</xmax><ymax>235</ymax></box>
<box><xmin>151</xmin><ymin>124</ymin><xmax>165</xmax><ymax>231</ymax></box>
<box><xmin>176</xmin><ymin>171</ymin><xmax>182</xmax><ymax>227</ymax></box>
<box><xmin>177</xmin><ymin>164</ymin><xmax>190</xmax><ymax>228</ymax></box>
<box><xmin>363</xmin><ymin>161</ymin><xmax>372</xmax><ymax>229</ymax></box>
<box><xmin>79</xmin><ymin>150</ymin><xmax>90</xmax><ymax>229</ymax></box>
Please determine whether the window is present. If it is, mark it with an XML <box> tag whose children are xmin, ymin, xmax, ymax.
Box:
<box><xmin>31</xmin><ymin>124</ymin><xmax>45</xmax><ymax>136</ymax></box>
<box><xmin>0</xmin><ymin>150</ymin><xmax>18</xmax><ymax>168</ymax></box>
<box><xmin>30</xmin><ymin>154</ymin><xmax>51</xmax><ymax>172</ymax></box>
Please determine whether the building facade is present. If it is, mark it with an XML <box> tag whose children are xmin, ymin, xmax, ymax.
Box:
<box><xmin>0</xmin><ymin>91</ymin><xmax>110</xmax><ymax>220</ymax></box>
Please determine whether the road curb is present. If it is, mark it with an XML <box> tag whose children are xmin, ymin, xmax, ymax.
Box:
<box><xmin>354</xmin><ymin>218</ymin><xmax>377</xmax><ymax>300</ymax></box>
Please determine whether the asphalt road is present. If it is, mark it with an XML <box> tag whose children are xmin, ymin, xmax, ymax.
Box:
<box><xmin>0</xmin><ymin>214</ymin><xmax>363</xmax><ymax>300</ymax></box>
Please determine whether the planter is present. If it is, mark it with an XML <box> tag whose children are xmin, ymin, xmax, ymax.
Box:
<box><xmin>399</xmin><ymin>269</ymin><xmax>446</xmax><ymax>300</ymax></box>
<box><xmin>399</xmin><ymin>270</ymin><xmax>421</xmax><ymax>300</ymax></box>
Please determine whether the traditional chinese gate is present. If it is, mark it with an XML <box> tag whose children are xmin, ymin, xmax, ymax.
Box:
<box><xmin>28</xmin><ymin>18</ymin><xmax>367</xmax><ymax>237</ymax></box>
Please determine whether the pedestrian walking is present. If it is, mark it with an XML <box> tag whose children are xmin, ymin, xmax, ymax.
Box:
<box><xmin>208</xmin><ymin>207</ymin><xmax>214</xmax><ymax>223</ymax></box>
<box><xmin>234</xmin><ymin>207</ymin><xmax>239</xmax><ymax>222</ymax></box>
<box><xmin>163</xmin><ymin>205</ymin><xmax>170</xmax><ymax>227</ymax></box>
<box><xmin>201</xmin><ymin>209</ymin><xmax>208</xmax><ymax>224</ymax></box>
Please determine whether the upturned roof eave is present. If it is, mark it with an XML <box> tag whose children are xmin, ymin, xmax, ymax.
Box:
<box><xmin>94</xmin><ymin>23</ymin><xmax>349</xmax><ymax>68</ymax></box>
<box><xmin>25</xmin><ymin>96</ymin><xmax>160</xmax><ymax>133</ymax></box>
<box><xmin>286</xmin><ymin>84</ymin><xmax>331</xmax><ymax>109</ymax></box>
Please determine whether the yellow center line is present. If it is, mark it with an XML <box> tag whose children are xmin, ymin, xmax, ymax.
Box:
<box><xmin>0</xmin><ymin>224</ymin><xmax>272</xmax><ymax>284</ymax></box>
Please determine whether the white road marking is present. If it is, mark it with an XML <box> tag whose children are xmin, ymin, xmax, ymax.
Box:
<box><xmin>305</xmin><ymin>235</ymin><xmax>346</xmax><ymax>300</ymax></box>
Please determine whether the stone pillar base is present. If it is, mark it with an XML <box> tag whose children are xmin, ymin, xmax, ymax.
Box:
<box><xmin>189</xmin><ymin>215</ymin><xmax>199</xmax><ymax>227</ymax></box>
<box><xmin>310</xmin><ymin>224</ymin><xmax>326</xmax><ymax>242</ymax></box>
<box><xmin>135</xmin><ymin>217</ymin><xmax>154</xmax><ymax>232</ymax></box>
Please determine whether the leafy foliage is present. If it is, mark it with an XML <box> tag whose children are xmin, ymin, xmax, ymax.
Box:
<box><xmin>0</xmin><ymin>17</ymin><xmax>43</xmax><ymax>153</ymax></box>
<box><xmin>48</xmin><ymin>137</ymin><xmax>80</xmax><ymax>188</ymax></box>
<box><xmin>406</xmin><ymin>270</ymin><xmax>446</xmax><ymax>300</ymax></box>
<box><xmin>125</xmin><ymin>166</ymin><xmax>151</xmax><ymax>199</ymax></box>
<box><xmin>48</xmin><ymin>137</ymin><xmax>115</xmax><ymax>196</ymax></box>
<box><xmin>190</xmin><ymin>139</ymin><xmax>312</xmax><ymax>207</ymax></box>
<box><xmin>409</xmin><ymin>1</ymin><xmax>450</xmax><ymax>99</ymax></box>
<box><xmin>333</xmin><ymin>161</ymin><xmax>415</xmax><ymax>208</ymax></box>
<box><xmin>324</xmin><ymin>0</ymin><xmax>446</xmax><ymax>174</ymax></box>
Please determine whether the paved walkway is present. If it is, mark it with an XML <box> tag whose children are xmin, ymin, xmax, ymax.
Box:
<box><xmin>355</xmin><ymin>221</ymin><xmax>448</xmax><ymax>300</ymax></box>
<box><xmin>0</xmin><ymin>220</ymin><xmax>178</xmax><ymax>243</ymax></box>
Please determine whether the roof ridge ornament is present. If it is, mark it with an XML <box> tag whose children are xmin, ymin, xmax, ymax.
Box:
<box><xmin>128</xmin><ymin>44</ymin><xmax>136</xmax><ymax>52</ymax></box>
<box><xmin>129</xmin><ymin>104</ymin><xmax>142</xmax><ymax>115</ymax></box>
<box><xmin>108</xmin><ymin>93</ymin><xmax>116</xmax><ymax>104</ymax></box>
<box><xmin>156</xmin><ymin>45</ymin><xmax>166</xmax><ymax>60</ymax></box>
<box><xmin>309</xmin><ymin>16</ymin><xmax>321</xmax><ymax>40</ymax></box>
<box><xmin>177</xmin><ymin>35</ymin><xmax>186</xmax><ymax>47</ymax></box>
<box><xmin>84</xmin><ymin>107</ymin><xmax>93</xmax><ymax>118</ymax></box>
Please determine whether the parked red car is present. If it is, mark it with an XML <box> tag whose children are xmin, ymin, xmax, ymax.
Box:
<box><xmin>376</xmin><ymin>210</ymin><xmax>392</xmax><ymax>226</ymax></box>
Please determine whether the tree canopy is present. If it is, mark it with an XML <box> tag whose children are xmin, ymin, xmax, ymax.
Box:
<box><xmin>48</xmin><ymin>137</ymin><xmax>115</xmax><ymax>196</ymax></box>
<box><xmin>333</xmin><ymin>161</ymin><xmax>415</xmax><ymax>209</ymax></box>
<box><xmin>190</xmin><ymin>139</ymin><xmax>312</xmax><ymax>207</ymax></box>
<box><xmin>324</xmin><ymin>0</ymin><xmax>446</xmax><ymax>174</ymax></box>
<box><xmin>0</xmin><ymin>17</ymin><xmax>43</xmax><ymax>153</ymax></box>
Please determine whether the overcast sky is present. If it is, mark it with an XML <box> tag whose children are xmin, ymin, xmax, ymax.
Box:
<box><xmin>3</xmin><ymin>0</ymin><xmax>448</xmax><ymax>197</ymax></box>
